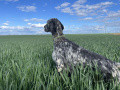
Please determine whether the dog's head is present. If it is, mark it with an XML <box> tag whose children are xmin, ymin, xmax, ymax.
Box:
<box><xmin>44</xmin><ymin>18</ymin><xmax>64</xmax><ymax>34</ymax></box>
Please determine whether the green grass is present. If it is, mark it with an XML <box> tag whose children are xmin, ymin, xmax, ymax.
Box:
<box><xmin>0</xmin><ymin>34</ymin><xmax>120</xmax><ymax>90</ymax></box>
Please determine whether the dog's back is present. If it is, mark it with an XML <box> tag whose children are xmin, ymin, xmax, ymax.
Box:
<box><xmin>53</xmin><ymin>36</ymin><xmax>120</xmax><ymax>81</ymax></box>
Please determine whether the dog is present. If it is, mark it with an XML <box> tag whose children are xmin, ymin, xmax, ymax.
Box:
<box><xmin>44</xmin><ymin>18</ymin><xmax>120</xmax><ymax>83</ymax></box>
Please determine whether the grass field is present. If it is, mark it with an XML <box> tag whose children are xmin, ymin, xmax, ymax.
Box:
<box><xmin>0</xmin><ymin>34</ymin><xmax>120</xmax><ymax>90</ymax></box>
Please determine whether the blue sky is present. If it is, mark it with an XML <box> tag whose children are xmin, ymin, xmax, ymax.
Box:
<box><xmin>0</xmin><ymin>0</ymin><xmax>120</xmax><ymax>35</ymax></box>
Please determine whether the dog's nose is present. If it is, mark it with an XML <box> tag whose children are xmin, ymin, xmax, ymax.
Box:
<box><xmin>44</xmin><ymin>25</ymin><xmax>46</xmax><ymax>28</ymax></box>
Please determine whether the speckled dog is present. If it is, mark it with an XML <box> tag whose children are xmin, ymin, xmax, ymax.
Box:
<box><xmin>44</xmin><ymin>18</ymin><xmax>120</xmax><ymax>82</ymax></box>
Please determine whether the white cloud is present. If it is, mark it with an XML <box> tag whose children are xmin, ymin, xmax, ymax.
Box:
<box><xmin>24</xmin><ymin>19</ymin><xmax>29</xmax><ymax>22</ymax></box>
<box><xmin>72</xmin><ymin>1</ymin><xmax>113</xmax><ymax>16</ymax></box>
<box><xmin>72</xmin><ymin>0</ymin><xmax>86</xmax><ymax>10</ymax></box>
<box><xmin>55</xmin><ymin>6</ymin><xmax>61</xmax><ymax>10</ymax></box>
<box><xmin>55</xmin><ymin>0</ymin><xmax>120</xmax><ymax>30</ymax></box>
<box><xmin>3</xmin><ymin>21</ymin><xmax>10</xmax><ymax>26</ymax></box>
<box><xmin>3</xmin><ymin>23</ymin><xmax>9</xmax><ymax>25</ymax></box>
<box><xmin>100</xmin><ymin>2</ymin><xmax>113</xmax><ymax>6</ymax></box>
<box><xmin>72</xmin><ymin>1</ymin><xmax>113</xmax><ymax>10</ymax></box>
<box><xmin>55</xmin><ymin>2</ymin><xmax>70</xmax><ymax>10</ymax></box>
<box><xmin>105</xmin><ymin>21</ymin><xmax>120</xmax><ymax>27</ymax></box>
<box><xmin>75</xmin><ymin>9</ymin><xmax>88</xmax><ymax>16</ymax></box>
<box><xmin>0</xmin><ymin>26</ymin><xmax>26</xmax><ymax>30</ymax></box>
<box><xmin>64</xmin><ymin>25</ymin><xmax>107</xmax><ymax>34</ymax></box>
<box><xmin>81</xmin><ymin>17</ymin><xmax>93</xmax><ymax>20</ymax></box>
<box><xmin>0</xmin><ymin>21</ymin><xmax>45</xmax><ymax>35</ymax></box>
<box><xmin>85</xmin><ymin>5</ymin><xmax>100</xmax><ymax>10</ymax></box>
<box><xmin>65</xmin><ymin>25</ymin><xmax>80</xmax><ymax>30</ymax></box>
<box><xmin>102</xmin><ymin>9</ymin><xmax>107</xmax><ymax>13</ymax></box>
<box><xmin>61</xmin><ymin>2</ymin><xmax>70</xmax><ymax>7</ymax></box>
<box><xmin>17</xmin><ymin>6</ymin><xmax>36</xmax><ymax>12</ymax></box>
<box><xmin>0</xmin><ymin>24</ymin><xmax>45</xmax><ymax>35</ymax></box>
<box><xmin>55</xmin><ymin>0</ymin><xmax>114</xmax><ymax>17</ymax></box>
<box><xmin>24</xmin><ymin>18</ymin><xmax>46</xmax><ymax>22</ymax></box>
<box><xmin>96</xmin><ymin>10</ymin><xmax>120</xmax><ymax>22</ymax></box>
<box><xmin>61</xmin><ymin>7</ymin><xmax>73</xmax><ymax>14</ymax></box>
<box><xmin>94</xmin><ymin>25</ymin><xmax>105</xmax><ymax>30</ymax></box>
<box><xmin>73</xmin><ymin>0</ymin><xmax>86</xmax><ymax>5</ymax></box>
<box><xmin>27</xmin><ymin>23</ymin><xmax>46</xmax><ymax>28</ymax></box>
<box><xmin>27</xmin><ymin>23</ymin><xmax>31</xmax><ymax>25</ymax></box>
<box><xmin>107</xmin><ymin>10</ymin><xmax>120</xmax><ymax>18</ymax></box>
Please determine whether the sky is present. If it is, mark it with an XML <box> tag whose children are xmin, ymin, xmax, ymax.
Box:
<box><xmin>0</xmin><ymin>0</ymin><xmax>120</xmax><ymax>35</ymax></box>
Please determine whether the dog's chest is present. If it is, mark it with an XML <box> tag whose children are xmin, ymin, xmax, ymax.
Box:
<box><xmin>52</xmin><ymin>40</ymin><xmax>84</xmax><ymax>65</ymax></box>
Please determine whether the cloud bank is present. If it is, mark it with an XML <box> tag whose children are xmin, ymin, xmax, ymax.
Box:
<box><xmin>17</xmin><ymin>6</ymin><xmax>36</xmax><ymax>12</ymax></box>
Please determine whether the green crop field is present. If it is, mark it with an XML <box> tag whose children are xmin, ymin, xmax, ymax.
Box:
<box><xmin>0</xmin><ymin>34</ymin><xmax>120</xmax><ymax>90</ymax></box>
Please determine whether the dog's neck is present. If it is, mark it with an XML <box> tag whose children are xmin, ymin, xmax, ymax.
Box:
<box><xmin>53</xmin><ymin>34</ymin><xmax>65</xmax><ymax>49</ymax></box>
<box><xmin>52</xmin><ymin>30</ymin><xmax>64</xmax><ymax>38</ymax></box>
<box><xmin>52</xmin><ymin>30</ymin><xmax>65</xmax><ymax>44</ymax></box>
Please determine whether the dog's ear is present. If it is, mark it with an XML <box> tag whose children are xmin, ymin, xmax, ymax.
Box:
<box><xmin>56</xmin><ymin>20</ymin><xmax>64</xmax><ymax>31</ymax></box>
<box><xmin>60</xmin><ymin>22</ymin><xmax>64</xmax><ymax>30</ymax></box>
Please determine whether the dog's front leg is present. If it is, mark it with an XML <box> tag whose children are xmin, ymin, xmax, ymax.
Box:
<box><xmin>56</xmin><ymin>59</ymin><xmax>64</xmax><ymax>72</ymax></box>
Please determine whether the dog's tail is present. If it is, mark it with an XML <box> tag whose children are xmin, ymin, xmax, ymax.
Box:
<box><xmin>115</xmin><ymin>62</ymin><xmax>120</xmax><ymax>83</ymax></box>
<box><xmin>111</xmin><ymin>62</ymin><xmax>120</xmax><ymax>84</ymax></box>
<box><xmin>116</xmin><ymin>62</ymin><xmax>120</xmax><ymax>68</ymax></box>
